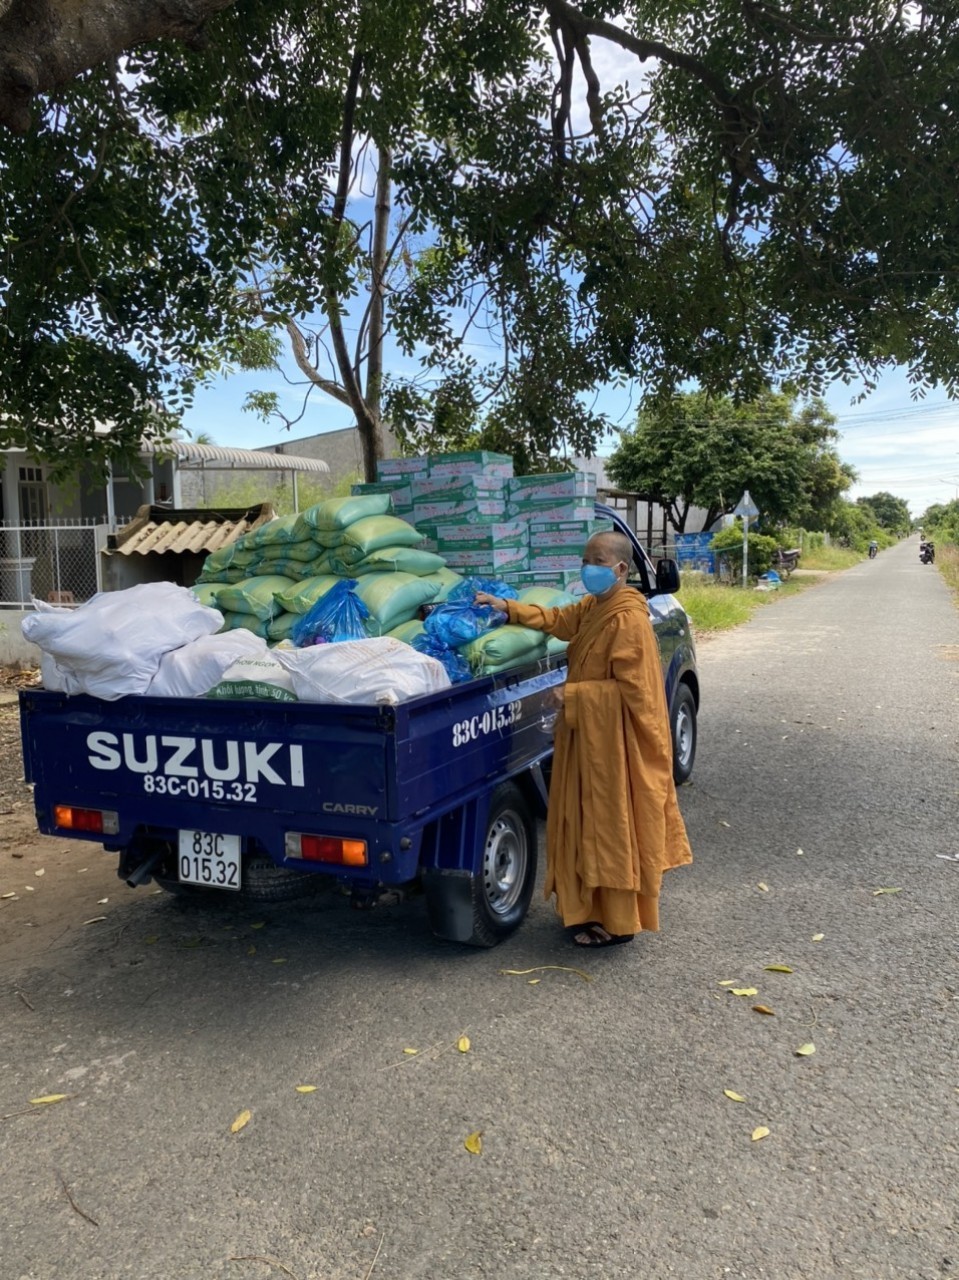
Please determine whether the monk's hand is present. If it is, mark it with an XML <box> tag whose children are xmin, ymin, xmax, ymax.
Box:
<box><xmin>550</xmin><ymin>685</ymin><xmax>566</xmax><ymax>709</ymax></box>
<box><xmin>474</xmin><ymin>592</ymin><xmax>508</xmax><ymax>612</ymax></box>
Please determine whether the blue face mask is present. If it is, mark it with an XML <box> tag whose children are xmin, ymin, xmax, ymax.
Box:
<box><xmin>581</xmin><ymin>563</ymin><xmax>620</xmax><ymax>595</ymax></box>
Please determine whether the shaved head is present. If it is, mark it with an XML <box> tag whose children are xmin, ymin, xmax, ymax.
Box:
<box><xmin>586</xmin><ymin>530</ymin><xmax>633</xmax><ymax>566</ymax></box>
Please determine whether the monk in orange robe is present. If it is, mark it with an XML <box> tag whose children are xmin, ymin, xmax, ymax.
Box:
<box><xmin>476</xmin><ymin>530</ymin><xmax>692</xmax><ymax>947</ymax></box>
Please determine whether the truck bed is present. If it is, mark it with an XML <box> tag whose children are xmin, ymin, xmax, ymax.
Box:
<box><xmin>20</xmin><ymin>658</ymin><xmax>565</xmax><ymax>886</ymax></box>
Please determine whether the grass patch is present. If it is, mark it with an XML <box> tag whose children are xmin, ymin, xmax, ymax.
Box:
<box><xmin>937</xmin><ymin>542</ymin><xmax>959</xmax><ymax>596</ymax></box>
<box><xmin>676</xmin><ymin>577</ymin><xmax>808</xmax><ymax>633</ymax></box>
<box><xmin>799</xmin><ymin>545</ymin><xmax>862</xmax><ymax>571</ymax></box>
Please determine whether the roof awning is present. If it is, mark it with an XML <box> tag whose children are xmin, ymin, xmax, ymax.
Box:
<box><xmin>139</xmin><ymin>441</ymin><xmax>330</xmax><ymax>473</ymax></box>
<box><xmin>107</xmin><ymin>503</ymin><xmax>277</xmax><ymax>556</ymax></box>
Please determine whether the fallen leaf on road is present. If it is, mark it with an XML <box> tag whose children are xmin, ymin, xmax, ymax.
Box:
<box><xmin>764</xmin><ymin>964</ymin><xmax>793</xmax><ymax>973</ymax></box>
<box><xmin>719</xmin><ymin>821</ymin><xmax>731</xmax><ymax>828</ymax></box>
<box><xmin>751</xmin><ymin>1005</ymin><xmax>776</xmax><ymax>1016</ymax></box>
<box><xmin>499</xmin><ymin>965</ymin><xmax>593</xmax><ymax>983</ymax></box>
<box><xmin>717</xmin><ymin>980</ymin><xmax>737</xmax><ymax>986</ymax></box>
<box><xmin>30</xmin><ymin>1094</ymin><xmax>71</xmax><ymax>1106</ymax></box>
<box><xmin>82</xmin><ymin>916</ymin><xmax>107</xmax><ymax>925</ymax></box>
<box><xmin>295</xmin><ymin>1086</ymin><xmax>317</xmax><ymax>1094</ymax></box>
<box><xmin>24</xmin><ymin>885</ymin><xmax>34</xmax><ymax>892</ymax></box>
<box><xmin>723</xmin><ymin>1090</ymin><xmax>746</xmax><ymax>1103</ymax></box>
<box><xmin>751</xmin><ymin>1126</ymin><xmax>770</xmax><ymax>1142</ymax></box>
<box><xmin>795</xmin><ymin>1043</ymin><xmax>816</xmax><ymax>1057</ymax></box>
<box><xmin>457</xmin><ymin>1036</ymin><xmax>471</xmax><ymax>1053</ymax></box>
<box><xmin>730</xmin><ymin>988</ymin><xmax>758</xmax><ymax>997</ymax></box>
<box><xmin>527</xmin><ymin>979</ymin><xmax>541</xmax><ymax>985</ymax></box>
<box><xmin>230</xmin><ymin>1110</ymin><xmax>252</xmax><ymax>1134</ymax></box>
<box><xmin>144</xmin><ymin>936</ymin><xmax>158</xmax><ymax>945</ymax></box>
<box><xmin>757</xmin><ymin>882</ymin><xmax>769</xmax><ymax>892</ymax></box>
<box><xmin>272</xmin><ymin>958</ymin><xmax>287</xmax><ymax>965</ymax></box>
<box><xmin>34</xmin><ymin>869</ymin><xmax>44</xmax><ymax>877</ymax></box>
<box><xmin>250</xmin><ymin>922</ymin><xmax>265</xmax><ymax>929</ymax></box>
<box><xmin>1</xmin><ymin>891</ymin><xmax>16</xmax><ymax>899</ymax></box>
<box><xmin>96</xmin><ymin>898</ymin><xmax>108</xmax><ymax>905</ymax></box>
<box><xmin>464</xmin><ymin>1131</ymin><xmax>483</xmax><ymax>1155</ymax></box>
<box><xmin>796</xmin><ymin>848</ymin><xmax>804</xmax><ymax>856</ymax></box>
<box><xmin>872</xmin><ymin>887</ymin><xmax>902</xmax><ymax>896</ymax></box>
<box><xmin>403</xmin><ymin>1048</ymin><xmax>418</xmax><ymax>1056</ymax></box>
<box><xmin>247</xmin><ymin>946</ymin><xmax>256</xmax><ymax>956</ymax></box>
<box><xmin>811</xmin><ymin>934</ymin><xmax>824</xmax><ymax>942</ymax></box>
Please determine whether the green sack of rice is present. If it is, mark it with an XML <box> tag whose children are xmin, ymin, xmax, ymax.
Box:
<box><xmin>518</xmin><ymin>586</ymin><xmax>578</xmax><ymax>609</ymax></box>
<box><xmin>327</xmin><ymin>545</ymin><xmax>446</xmax><ymax>577</ymax></box>
<box><xmin>274</xmin><ymin>574</ymin><xmax>341</xmax><ymax>615</ymax></box>
<box><xmin>255</xmin><ymin>538</ymin><xmax>326</xmax><ymax>563</ymax></box>
<box><xmin>419</xmin><ymin>567</ymin><xmax>465</xmax><ymax>603</ymax></box>
<box><xmin>266</xmin><ymin>612</ymin><xmax>299</xmax><ymax>641</ymax></box>
<box><xmin>195</xmin><ymin>565</ymin><xmax>251</xmax><ymax>585</ymax></box>
<box><xmin>342</xmin><ymin>515</ymin><xmax>425</xmax><ymax>556</ymax></box>
<box><xmin>354</xmin><ymin>571</ymin><xmax>440</xmax><ymax>636</ymax></box>
<box><xmin>387</xmin><ymin>618</ymin><xmax>426</xmax><ymax>645</ymax></box>
<box><xmin>190</xmin><ymin>582</ymin><xmax>222</xmax><ymax>609</ymax></box>
<box><xmin>248</xmin><ymin>512</ymin><xmax>309</xmax><ymax>548</ymax></box>
<box><xmin>464</xmin><ymin>625</ymin><xmax>547</xmax><ymax>671</ymax></box>
<box><xmin>246</xmin><ymin>558</ymin><xmax>325</xmax><ymax>581</ymax></box>
<box><xmin>298</xmin><ymin>494</ymin><xmax>392</xmax><ymax>535</ymax></box>
<box><xmin>214</xmin><ymin>575</ymin><xmax>296</xmax><ymax>622</ymax></box>
<box><xmin>217</xmin><ymin>611</ymin><xmax>270</xmax><ymax>639</ymax></box>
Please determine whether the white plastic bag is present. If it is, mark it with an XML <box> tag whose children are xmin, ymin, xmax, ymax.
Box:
<box><xmin>22</xmin><ymin>582</ymin><xmax>223</xmax><ymax>700</ymax></box>
<box><xmin>276</xmin><ymin>637</ymin><xmax>451</xmax><ymax>705</ymax></box>
<box><xmin>148</xmin><ymin>630</ymin><xmax>266</xmax><ymax>699</ymax></box>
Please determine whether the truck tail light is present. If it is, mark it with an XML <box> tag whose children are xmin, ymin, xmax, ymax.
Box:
<box><xmin>54</xmin><ymin>805</ymin><xmax>119</xmax><ymax>835</ymax></box>
<box><xmin>285</xmin><ymin>832</ymin><xmax>368</xmax><ymax>867</ymax></box>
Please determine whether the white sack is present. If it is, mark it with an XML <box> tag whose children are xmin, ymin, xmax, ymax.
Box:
<box><xmin>276</xmin><ymin>636</ymin><xmax>451</xmax><ymax>705</ymax></box>
<box><xmin>22</xmin><ymin>583</ymin><xmax>224</xmax><ymax>700</ymax></box>
<box><xmin>148</xmin><ymin>630</ymin><xmax>266</xmax><ymax>699</ymax></box>
<box><xmin>206</xmin><ymin>651</ymin><xmax>299</xmax><ymax>702</ymax></box>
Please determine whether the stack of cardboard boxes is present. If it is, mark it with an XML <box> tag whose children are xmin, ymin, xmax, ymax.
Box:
<box><xmin>353</xmin><ymin>452</ymin><xmax>611</xmax><ymax>590</ymax></box>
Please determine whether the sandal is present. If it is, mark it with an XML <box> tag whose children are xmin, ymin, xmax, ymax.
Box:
<box><xmin>571</xmin><ymin>924</ymin><xmax>634</xmax><ymax>948</ymax></box>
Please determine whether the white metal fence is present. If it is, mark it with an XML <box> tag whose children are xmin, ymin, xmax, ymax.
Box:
<box><xmin>0</xmin><ymin>522</ymin><xmax>109</xmax><ymax>607</ymax></box>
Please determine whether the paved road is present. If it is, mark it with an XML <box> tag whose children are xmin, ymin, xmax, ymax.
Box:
<box><xmin>2</xmin><ymin>537</ymin><xmax>957</xmax><ymax>1280</ymax></box>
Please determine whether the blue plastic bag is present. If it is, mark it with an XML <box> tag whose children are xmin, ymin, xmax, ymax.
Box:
<box><xmin>412</xmin><ymin>632</ymin><xmax>473</xmax><ymax>683</ymax></box>
<box><xmin>447</xmin><ymin>577</ymin><xmax>519</xmax><ymax>604</ymax></box>
<box><xmin>290</xmin><ymin>579</ymin><xmax>370</xmax><ymax>646</ymax></box>
<box><xmin>423</xmin><ymin>599</ymin><xmax>506</xmax><ymax>648</ymax></box>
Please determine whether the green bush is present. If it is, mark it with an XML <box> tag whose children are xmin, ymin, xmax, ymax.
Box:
<box><xmin>710</xmin><ymin>523</ymin><xmax>780</xmax><ymax>577</ymax></box>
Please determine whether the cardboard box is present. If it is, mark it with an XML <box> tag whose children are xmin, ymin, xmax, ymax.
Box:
<box><xmin>507</xmin><ymin>471</ymin><xmax>596</xmax><ymax>500</ymax></box>
<box><xmin>427</xmin><ymin>451</ymin><xmax>514</xmax><ymax>479</ymax></box>
<box><xmin>439</xmin><ymin>545</ymin><xmax>530</xmax><ymax>574</ymax></box>
<box><xmin>527</xmin><ymin>549</ymin><xmax>585</xmax><ymax>573</ymax></box>
<box><xmin>433</xmin><ymin>520</ymin><xmax>528</xmax><ymax>553</ymax></box>
<box><xmin>412</xmin><ymin>499</ymin><xmax>508</xmax><ymax>524</ymax></box>
<box><xmin>376</xmin><ymin>456</ymin><xmax>430</xmax><ymax>481</ymax></box>
<box><xmin>351</xmin><ymin>481</ymin><xmax>412</xmax><ymax>512</ymax></box>
<box><xmin>508</xmin><ymin>500</ymin><xmax>596</xmax><ymax>523</ymax></box>
<box><xmin>499</xmin><ymin>570</ymin><xmax>584</xmax><ymax>591</ymax></box>
<box><xmin>411</xmin><ymin>474</ymin><xmax>507</xmax><ymax>503</ymax></box>
<box><xmin>528</xmin><ymin>518</ymin><xmax>611</xmax><ymax>548</ymax></box>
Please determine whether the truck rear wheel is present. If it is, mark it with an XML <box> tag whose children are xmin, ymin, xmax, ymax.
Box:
<box><xmin>466</xmin><ymin>782</ymin><xmax>537</xmax><ymax>948</ymax></box>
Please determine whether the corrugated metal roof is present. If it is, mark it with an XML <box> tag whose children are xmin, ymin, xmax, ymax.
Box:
<box><xmin>139</xmin><ymin>441</ymin><xmax>330</xmax><ymax>472</ymax></box>
<box><xmin>110</xmin><ymin>504</ymin><xmax>276</xmax><ymax>557</ymax></box>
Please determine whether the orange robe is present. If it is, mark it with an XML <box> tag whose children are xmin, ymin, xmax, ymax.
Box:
<box><xmin>506</xmin><ymin>589</ymin><xmax>692</xmax><ymax>935</ymax></box>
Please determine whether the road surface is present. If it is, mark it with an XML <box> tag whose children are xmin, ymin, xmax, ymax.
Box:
<box><xmin>1</xmin><ymin>537</ymin><xmax>957</xmax><ymax>1280</ymax></box>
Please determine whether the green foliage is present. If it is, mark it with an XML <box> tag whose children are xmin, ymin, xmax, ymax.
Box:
<box><xmin>856</xmin><ymin>491</ymin><xmax>911</xmax><ymax>536</ymax></box>
<box><xmin>4</xmin><ymin>2</ymin><xmax>959</xmax><ymax>474</ymax></box>
<box><xmin>710</xmin><ymin>521</ymin><xmax>780</xmax><ymax>577</ymax></box>
<box><xmin>922</xmin><ymin>498</ymin><xmax>959</xmax><ymax>546</ymax></box>
<box><xmin>607</xmin><ymin>391</ymin><xmax>850</xmax><ymax>532</ymax></box>
<box><xmin>194</xmin><ymin>469</ymin><xmax>357</xmax><ymax>517</ymax></box>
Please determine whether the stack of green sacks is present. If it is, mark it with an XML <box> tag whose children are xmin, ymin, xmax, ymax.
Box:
<box><xmin>194</xmin><ymin>495</ymin><xmax>468</xmax><ymax>643</ymax></box>
<box><xmin>461</xmin><ymin>585</ymin><xmax>578</xmax><ymax>676</ymax></box>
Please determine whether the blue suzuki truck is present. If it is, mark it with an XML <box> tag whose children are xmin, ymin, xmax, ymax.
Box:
<box><xmin>18</xmin><ymin>507</ymin><xmax>699</xmax><ymax>946</ymax></box>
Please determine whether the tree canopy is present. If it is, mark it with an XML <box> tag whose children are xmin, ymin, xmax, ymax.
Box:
<box><xmin>2</xmin><ymin>1</ymin><xmax>959</xmax><ymax>477</ymax></box>
<box><xmin>606</xmin><ymin>391</ymin><xmax>854</xmax><ymax>531</ymax></box>
<box><xmin>856</xmin><ymin>491</ymin><xmax>912</xmax><ymax>535</ymax></box>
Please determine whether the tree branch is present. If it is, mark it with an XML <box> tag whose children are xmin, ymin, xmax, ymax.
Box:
<box><xmin>0</xmin><ymin>0</ymin><xmax>237</xmax><ymax>132</ymax></box>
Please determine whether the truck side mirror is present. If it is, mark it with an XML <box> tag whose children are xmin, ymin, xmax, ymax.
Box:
<box><xmin>655</xmin><ymin>559</ymin><xmax>680</xmax><ymax>594</ymax></box>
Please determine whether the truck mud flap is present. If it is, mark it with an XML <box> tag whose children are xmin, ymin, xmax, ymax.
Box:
<box><xmin>422</xmin><ymin>868</ymin><xmax>475</xmax><ymax>943</ymax></box>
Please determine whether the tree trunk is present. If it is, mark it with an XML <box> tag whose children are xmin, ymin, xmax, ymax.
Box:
<box><xmin>0</xmin><ymin>0</ymin><xmax>237</xmax><ymax>132</ymax></box>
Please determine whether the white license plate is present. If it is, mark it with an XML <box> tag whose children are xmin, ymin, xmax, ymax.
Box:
<box><xmin>177</xmin><ymin>830</ymin><xmax>241</xmax><ymax>890</ymax></box>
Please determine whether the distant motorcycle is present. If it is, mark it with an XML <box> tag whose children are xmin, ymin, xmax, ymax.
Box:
<box><xmin>868</xmin><ymin>543</ymin><xmax>878</xmax><ymax>559</ymax></box>
<box><xmin>920</xmin><ymin>541</ymin><xmax>935</xmax><ymax>564</ymax></box>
